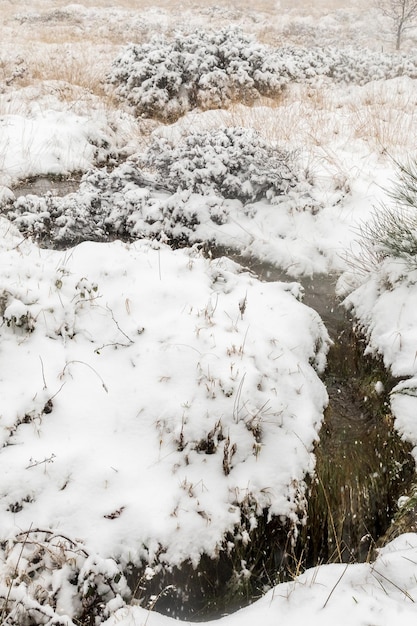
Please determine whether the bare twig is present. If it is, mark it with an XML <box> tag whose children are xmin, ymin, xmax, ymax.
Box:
<box><xmin>106</xmin><ymin>304</ymin><xmax>134</xmax><ymax>344</ymax></box>
<box><xmin>25</xmin><ymin>454</ymin><xmax>56</xmax><ymax>470</ymax></box>
<box><xmin>60</xmin><ymin>360</ymin><xmax>108</xmax><ymax>393</ymax></box>
<box><xmin>322</xmin><ymin>563</ymin><xmax>349</xmax><ymax>609</ymax></box>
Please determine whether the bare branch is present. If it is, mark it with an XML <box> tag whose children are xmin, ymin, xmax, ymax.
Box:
<box><xmin>377</xmin><ymin>0</ymin><xmax>417</xmax><ymax>48</ymax></box>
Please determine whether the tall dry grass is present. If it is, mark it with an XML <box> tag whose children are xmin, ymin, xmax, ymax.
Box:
<box><xmin>171</xmin><ymin>78</ymin><xmax>417</xmax><ymax>195</ymax></box>
<box><xmin>0</xmin><ymin>0</ymin><xmax>413</xmax><ymax>170</ymax></box>
<box><xmin>349</xmin><ymin>80</ymin><xmax>417</xmax><ymax>154</ymax></box>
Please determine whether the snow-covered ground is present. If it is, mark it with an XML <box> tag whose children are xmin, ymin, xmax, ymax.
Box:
<box><xmin>1</xmin><ymin>1</ymin><xmax>417</xmax><ymax>624</ymax></box>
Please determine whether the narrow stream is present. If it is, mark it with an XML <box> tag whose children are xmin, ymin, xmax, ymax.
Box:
<box><xmin>235</xmin><ymin>256</ymin><xmax>415</xmax><ymax>567</ymax></box>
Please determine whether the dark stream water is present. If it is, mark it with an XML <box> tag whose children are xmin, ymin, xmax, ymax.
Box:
<box><xmin>12</xmin><ymin>176</ymin><xmax>80</xmax><ymax>197</ymax></box>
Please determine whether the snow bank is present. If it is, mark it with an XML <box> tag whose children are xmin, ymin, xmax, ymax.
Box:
<box><xmin>0</xmin><ymin>217</ymin><xmax>329</xmax><ymax>621</ymax></box>
<box><xmin>0</xmin><ymin>84</ymin><xmax>140</xmax><ymax>187</ymax></box>
<box><xmin>341</xmin><ymin>258</ymin><xmax>417</xmax><ymax>464</ymax></box>
<box><xmin>342</xmin><ymin>259</ymin><xmax>417</xmax><ymax>379</ymax></box>
<box><xmin>340</xmin><ymin>156</ymin><xmax>417</xmax><ymax>464</ymax></box>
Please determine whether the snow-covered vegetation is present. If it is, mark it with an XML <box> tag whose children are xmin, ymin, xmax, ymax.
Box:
<box><xmin>1</xmin><ymin>0</ymin><xmax>417</xmax><ymax>624</ymax></box>
<box><xmin>2</xmin><ymin>127</ymin><xmax>320</xmax><ymax>247</ymax></box>
<box><xmin>109</xmin><ymin>27</ymin><xmax>417</xmax><ymax>120</ymax></box>
<box><xmin>109</xmin><ymin>29</ymin><xmax>286</xmax><ymax>121</ymax></box>
<box><xmin>0</xmin><ymin>220</ymin><xmax>331</xmax><ymax>622</ymax></box>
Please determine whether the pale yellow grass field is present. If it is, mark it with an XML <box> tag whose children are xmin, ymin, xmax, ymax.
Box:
<box><xmin>0</xmin><ymin>0</ymin><xmax>415</xmax><ymax>165</ymax></box>
<box><xmin>170</xmin><ymin>78</ymin><xmax>417</xmax><ymax>189</ymax></box>
<box><xmin>0</xmin><ymin>0</ymin><xmax>375</xmax><ymax>46</ymax></box>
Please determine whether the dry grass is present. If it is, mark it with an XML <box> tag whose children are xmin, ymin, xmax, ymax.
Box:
<box><xmin>21</xmin><ymin>44</ymin><xmax>114</xmax><ymax>95</ymax></box>
<box><xmin>149</xmin><ymin>76</ymin><xmax>413</xmax><ymax>205</ymax></box>
<box><xmin>200</xmin><ymin>77</ymin><xmax>417</xmax><ymax>168</ymax></box>
<box><xmin>0</xmin><ymin>0</ymin><xmax>413</xmax><ymax>171</ymax></box>
<box><xmin>0</xmin><ymin>0</ymin><xmax>379</xmax><ymax>48</ymax></box>
<box><xmin>1</xmin><ymin>0</ymin><xmax>361</xmax><ymax>13</ymax></box>
<box><xmin>349</xmin><ymin>81</ymin><xmax>417</xmax><ymax>154</ymax></box>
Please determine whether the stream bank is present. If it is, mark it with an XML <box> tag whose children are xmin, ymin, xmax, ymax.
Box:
<box><xmin>126</xmin><ymin>255</ymin><xmax>416</xmax><ymax>620</ymax></box>
<box><xmin>238</xmin><ymin>257</ymin><xmax>416</xmax><ymax>567</ymax></box>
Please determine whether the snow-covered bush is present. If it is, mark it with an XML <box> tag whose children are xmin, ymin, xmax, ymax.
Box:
<box><xmin>0</xmin><ymin>530</ymin><xmax>128</xmax><ymax>625</ymax></box>
<box><xmin>108</xmin><ymin>28</ymin><xmax>287</xmax><ymax>121</ymax></box>
<box><xmin>2</xmin><ymin>128</ymin><xmax>318</xmax><ymax>248</ymax></box>
<box><xmin>6</xmin><ymin>190</ymin><xmax>110</xmax><ymax>246</ymax></box>
<box><xmin>109</xmin><ymin>29</ymin><xmax>417</xmax><ymax>120</ymax></box>
<box><xmin>273</xmin><ymin>45</ymin><xmax>417</xmax><ymax>85</ymax></box>
<box><xmin>141</xmin><ymin>127</ymin><xmax>302</xmax><ymax>202</ymax></box>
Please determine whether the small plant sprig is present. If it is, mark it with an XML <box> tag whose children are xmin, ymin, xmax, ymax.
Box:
<box><xmin>25</xmin><ymin>454</ymin><xmax>56</xmax><ymax>470</ymax></box>
<box><xmin>60</xmin><ymin>359</ymin><xmax>109</xmax><ymax>393</ymax></box>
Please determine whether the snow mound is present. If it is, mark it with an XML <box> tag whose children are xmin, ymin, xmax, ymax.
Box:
<box><xmin>342</xmin><ymin>258</ymin><xmax>417</xmax><ymax>464</ymax></box>
<box><xmin>0</xmin><ymin>103</ymin><xmax>135</xmax><ymax>187</ymax></box>
<box><xmin>0</xmin><ymin>233</ymin><xmax>329</xmax><ymax>622</ymax></box>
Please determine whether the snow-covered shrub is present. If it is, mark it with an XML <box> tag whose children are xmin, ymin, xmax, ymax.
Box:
<box><xmin>3</xmin><ymin>297</ymin><xmax>36</xmax><ymax>333</ymax></box>
<box><xmin>141</xmin><ymin>127</ymin><xmax>302</xmax><ymax>202</ymax></box>
<box><xmin>109</xmin><ymin>29</ymin><xmax>417</xmax><ymax>121</ymax></box>
<box><xmin>2</xmin><ymin>128</ymin><xmax>318</xmax><ymax>248</ymax></box>
<box><xmin>108</xmin><ymin>28</ymin><xmax>287</xmax><ymax>121</ymax></box>
<box><xmin>271</xmin><ymin>46</ymin><xmax>417</xmax><ymax>85</ymax></box>
<box><xmin>7</xmin><ymin>191</ymin><xmax>109</xmax><ymax>246</ymax></box>
<box><xmin>0</xmin><ymin>530</ymin><xmax>128</xmax><ymax>625</ymax></box>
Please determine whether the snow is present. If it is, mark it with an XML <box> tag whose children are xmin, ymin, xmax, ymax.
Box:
<box><xmin>0</xmin><ymin>217</ymin><xmax>328</xmax><ymax>570</ymax></box>
<box><xmin>0</xmin><ymin>83</ymin><xmax>141</xmax><ymax>187</ymax></box>
<box><xmin>0</xmin><ymin>0</ymin><xmax>417</xmax><ymax>624</ymax></box>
